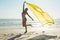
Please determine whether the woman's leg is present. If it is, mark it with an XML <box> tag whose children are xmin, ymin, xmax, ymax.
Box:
<box><xmin>24</xmin><ymin>26</ymin><xmax>27</xmax><ymax>33</ymax></box>
<box><xmin>26</xmin><ymin>24</ymin><xmax>32</xmax><ymax>26</ymax></box>
<box><xmin>24</xmin><ymin>21</ymin><xmax>27</xmax><ymax>33</ymax></box>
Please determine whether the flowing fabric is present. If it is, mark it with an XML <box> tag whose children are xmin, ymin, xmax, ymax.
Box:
<box><xmin>26</xmin><ymin>2</ymin><xmax>54</xmax><ymax>25</ymax></box>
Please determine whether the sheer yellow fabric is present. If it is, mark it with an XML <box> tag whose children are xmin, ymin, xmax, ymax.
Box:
<box><xmin>26</xmin><ymin>2</ymin><xmax>54</xmax><ymax>25</ymax></box>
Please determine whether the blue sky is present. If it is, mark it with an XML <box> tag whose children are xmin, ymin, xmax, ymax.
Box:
<box><xmin>0</xmin><ymin>0</ymin><xmax>60</xmax><ymax>19</ymax></box>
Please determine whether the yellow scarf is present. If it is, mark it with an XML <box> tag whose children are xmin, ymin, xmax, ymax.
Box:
<box><xmin>26</xmin><ymin>2</ymin><xmax>54</xmax><ymax>25</ymax></box>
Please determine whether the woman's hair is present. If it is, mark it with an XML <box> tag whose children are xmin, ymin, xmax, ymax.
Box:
<box><xmin>25</xmin><ymin>8</ymin><xmax>28</xmax><ymax>11</ymax></box>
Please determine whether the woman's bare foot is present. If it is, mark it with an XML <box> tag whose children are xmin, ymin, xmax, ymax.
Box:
<box><xmin>27</xmin><ymin>24</ymin><xmax>32</xmax><ymax>26</ymax></box>
<box><xmin>24</xmin><ymin>31</ymin><xmax>27</xmax><ymax>33</ymax></box>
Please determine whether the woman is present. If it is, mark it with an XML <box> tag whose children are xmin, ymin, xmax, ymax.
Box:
<box><xmin>22</xmin><ymin>1</ymin><xmax>34</xmax><ymax>33</ymax></box>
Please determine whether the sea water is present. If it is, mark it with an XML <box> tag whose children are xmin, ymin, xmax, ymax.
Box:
<box><xmin>0</xmin><ymin>19</ymin><xmax>60</xmax><ymax>29</ymax></box>
<box><xmin>0</xmin><ymin>19</ymin><xmax>22</xmax><ymax>29</ymax></box>
<box><xmin>0</xmin><ymin>19</ymin><xmax>39</xmax><ymax>29</ymax></box>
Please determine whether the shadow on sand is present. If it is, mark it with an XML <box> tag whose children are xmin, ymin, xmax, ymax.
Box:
<box><xmin>8</xmin><ymin>34</ymin><xmax>23</xmax><ymax>40</ymax></box>
<box><xmin>28</xmin><ymin>34</ymin><xmax>57</xmax><ymax>40</ymax></box>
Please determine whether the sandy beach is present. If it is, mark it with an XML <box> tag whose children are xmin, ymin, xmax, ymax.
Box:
<box><xmin>0</xmin><ymin>27</ymin><xmax>60</xmax><ymax>40</ymax></box>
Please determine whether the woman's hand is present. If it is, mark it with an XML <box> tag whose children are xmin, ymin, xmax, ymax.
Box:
<box><xmin>32</xmin><ymin>18</ymin><xmax>34</xmax><ymax>21</ymax></box>
<box><xmin>24</xmin><ymin>1</ymin><xmax>26</xmax><ymax>4</ymax></box>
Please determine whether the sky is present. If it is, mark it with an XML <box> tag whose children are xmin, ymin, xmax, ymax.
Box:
<box><xmin>0</xmin><ymin>0</ymin><xmax>60</xmax><ymax>19</ymax></box>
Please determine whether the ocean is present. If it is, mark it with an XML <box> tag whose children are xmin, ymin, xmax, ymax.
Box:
<box><xmin>0</xmin><ymin>19</ymin><xmax>39</xmax><ymax>29</ymax></box>
<box><xmin>0</xmin><ymin>19</ymin><xmax>60</xmax><ymax>29</ymax></box>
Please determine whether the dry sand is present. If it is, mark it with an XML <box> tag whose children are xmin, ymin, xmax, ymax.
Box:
<box><xmin>0</xmin><ymin>28</ymin><xmax>60</xmax><ymax>40</ymax></box>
